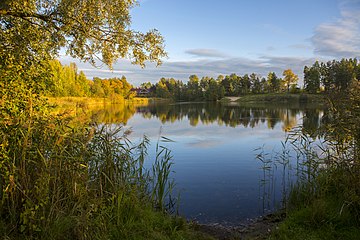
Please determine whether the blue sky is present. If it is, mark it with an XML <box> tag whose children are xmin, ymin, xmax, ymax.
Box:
<box><xmin>60</xmin><ymin>0</ymin><xmax>360</xmax><ymax>86</ymax></box>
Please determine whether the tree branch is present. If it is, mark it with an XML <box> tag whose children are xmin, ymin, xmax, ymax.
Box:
<box><xmin>0</xmin><ymin>9</ymin><xmax>60</xmax><ymax>30</ymax></box>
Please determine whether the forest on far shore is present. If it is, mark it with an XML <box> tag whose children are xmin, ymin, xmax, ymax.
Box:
<box><xmin>45</xmin><ymin>58</ymin><xmax>360</xmax><ymax>102</ymax></box>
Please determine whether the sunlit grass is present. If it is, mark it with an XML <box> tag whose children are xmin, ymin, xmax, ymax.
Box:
<box><xmin>0</xmin><ymin>108</ymin><xmax>215</xmax><ymax>239</ymax></box>
<box><xmin>46</xmin><ymin>96</ymin><xmax>149</xmax><ymax>108</ymax></box>
<box><xmin>257</xmin><ymin>126</ymin><xmax>360</xmax><ymax>239</ymax></box>
<box><xmin>233</xmin><ymin>93</ymin><xmax>327</xmax><ymax>103</ymax></box>
<box><xmin>45</xmin><ymin>97</ymin><xmax>150</xmax><ymax>124</ymax></box>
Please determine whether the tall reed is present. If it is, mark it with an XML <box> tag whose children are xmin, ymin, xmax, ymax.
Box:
<box><xmin>258</xmin><ymin>122</ymin><xmax>360</xmax><ymax>239</ymax></box>
<box><xmin>0</xmin><ymin>107</ymin><xmax>178</xmax><ymax>239</ymax></box>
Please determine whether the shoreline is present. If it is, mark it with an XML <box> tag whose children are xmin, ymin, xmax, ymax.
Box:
<box><xmin>194</xmin><ymin>212</ymin><xmax>286</xmax><ymax>240</ymax></box>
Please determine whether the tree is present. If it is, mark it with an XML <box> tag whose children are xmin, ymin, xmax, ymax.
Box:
<box><xmin>204</xmin><ymin>78</ymin><xmax>222</xmax><ymax>101</ymax></box>
<box><xmin>0</xmin><ymin>0</ymin><xmax>167</xmax><ymax>120</ymax></box>
<box><xmin>240</xmin><ymin>74</ymin><xmax>251</xmax><ymax>95</ymax></box>
<box><xmin>221</xmin><ymin>75</ymin><xmax>233</xmax><ymax>96</ymax></box>
<box><xmin>0</xmin><ymin>2</ymin><xmax>167</xmax><ymax>237</ymax></box>
<box><xmin>141</xmin><ymin>82</ymin><xmax>153</xmax><ymax>90</ymax></box>
<box><xmin>187</xmin><ymin>75</ymin><xmax>201</xmax><ymax>100</ymax></box>
<box><xmin>229</xmin><ymin>74</ymin><xmax>240</xmax><ymax>96</ymax></box>
<box><xmin>267</xmin><ymin>72</ymin><xmax>280</xmax><ymax>93</ymax></box>
<box><xmin>319</xmin><ymin>59</ymin><xmax>358</xmax><ymax>93</ymax></box>
<box><xmin>75</xmin><ymin>71</ymin><xmax>90</xmax><ymax>96</ymax></box>
<box><xmin>333</xmin><ymin>58</ymin><xmax>357</xmax><ymax>92</ymax></box>
<box><xmin>320</xmin><ymin>61</ymin><xmax>334</xmax><ymax>92</ymax></box>
<box><xmin>282</xmin><ymin>69</ymin><xmax>299</xmax><ymax>92</ymax></box>
<box><xmin>0</xmin><ymin>0</ymin><xmax>167</xmax><ymax>69</ymax></box>
<box><xmin>304</xmin><ymin>61</ymin><xmax>321</xmax><ymax>93</ymax></box>
<box><xmin>216</xmin><ymin>75</ymin><xmax>225</xmax><ymax>82</ymax></box>
<box><xmin>250</xmin><ymin>73</ymin><xmax>261</xmax><ymax>94</ymax></box>
<box><xmin>260</xmin><ymin>77</ymin><xmax>268</xmax><ymax>93</ymax></box>
<box><xmin>155</xmin><ymin>78</ymin><xmax>170</xmax><ymax>98</ymax></box>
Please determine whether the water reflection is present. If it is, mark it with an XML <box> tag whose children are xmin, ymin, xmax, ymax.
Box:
<box><xmin>80</xmin><ymin>102</ymin><xmax>324</xmax><ymax>138</ymax></box>
<box><xmin>86</xmin><ymin>101</ymin><xmax>325</xmax><ymax>224</ymax></box>
<box><xmin>136</xmin><ymin>102</ymin><xmax>323</xmax><ymax>135</ymax></box>
<box><xmin>89</xmin><ymin>103</ymin><xmax>137</xmax><ymax>124</ymax></box>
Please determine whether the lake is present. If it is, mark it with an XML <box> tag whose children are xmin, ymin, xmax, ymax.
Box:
<box><xmin>91</xmin><ymin>101</ymin><xmax>324</xmax><ymax>225</ymax></box>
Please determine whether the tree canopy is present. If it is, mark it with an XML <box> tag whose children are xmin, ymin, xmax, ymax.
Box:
<box><xmin>283</xmin><ymin>69</ymin><xmax>299</xmax><ymax>92</ymax></box>
<box><xmin>0</xmin><ymin>0</ymin><xmax>167</xmax><ymax>69</ymax></box>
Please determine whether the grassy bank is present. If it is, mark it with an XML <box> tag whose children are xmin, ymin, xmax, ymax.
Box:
<box><xmin>265</xmin><ymin>126</ymin><xmax>360</xmax><ymax>239</ymax></box>
<box><xmin>220</xmin><ymin>93</ymin><xmax>327</xmax><ymax>104</ymax></box>
<box><xmin>0</xmin><ymin>104</ymin><xmax>214</xmax><ymax>239</ymax></box>
<box><xmin>45</xmin><ymin>97</ymin><xmax>152</xmax><ymax>124</ymax></box>
<box><xmin>46</xmin><ymin>96</ymin><xmax>150</xmax><ymax>108</ymax></box>
<box><xmin>271</xmin><ymin>167</ymin><xmax>360</xmax><ymax>240</ymax></box>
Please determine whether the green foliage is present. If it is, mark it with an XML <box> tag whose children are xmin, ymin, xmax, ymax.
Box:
<box><xmin>43</xmin><ymin>60</ymin><xmax>135</xmax><ymax>100</ymax></box>
<box><xmin>152</xmin><ymin>138</ymin><xmax>176</xmax><ymax>212</ymax></box>
<box><xmin>0</xmin><ymin>107</ymin><xmax>191</xmax><ymax>238</ymax></box>
<box><xmin>146</xmin><ymin>58</ymin><xmax>359</xmax><ymax>101</ymax></box>
<box><xmin>155</xmin><ymin>78</ymin><xmax>172</xmax><ymax>99</ymax></box>
<box><xmin>304</xmin><ymin>58</ymin><xmax>359</xmax><ymax>93</ymax></box>
<box><xmin>271</xmin><ymin>166</ymin><xmax>360</xmax><ymax>240</ymax></box>
<box><xmin>267</xmin><ymin>81</ymin><xmax>360</xmax><ymax>239</ymax></box>
<box><xmin>267</xmin><ymin>72</ymin><xmax>281</xmax><ymax>93</ymax></box>
<box><xmin>149</xmin><ymin>71</ymin><xmax>293</xmax><ymax>101</ymax></box>
<box><xmin>283</xmin><ymin>69</ymin><xmax>299</xmax><ymax>93</ymax></box>
<box><xmin>0</xmin><ymin>0</ymin><xmax>167</xmax><ymax>68</ymax></box>
<box><xmin>304</xmin><ymin>61</ymin><xmax>321</xmax><ymax>93</ymax></box>
<box><xmin>0</xmin><ymin>1</ymin><xmax>201</xmax><ymax>238</ymax></box>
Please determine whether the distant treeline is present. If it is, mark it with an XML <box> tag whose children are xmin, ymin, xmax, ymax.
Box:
<box><xmin>44</xmin><ymin>60</ymin><xmax>135</xmax><ymax>101</ymax></box>
<box><xmin>304</xmin><ymin>58</ymin><xmax>360</xmax><ymax>93</ymax></box>
<box><xmin>44</xmin><ymin>58</ymin><xmax>360</xmax><ymax>102</ymax></box>
<box><xmin>140</xmin><ymin>58</ymin><xmax>360</xmax><ymax>101</ymax></box>
<box><xmin>141</xmin><ymin>71</ymin><xmax>297</xmax><ymax>101</ymax></box>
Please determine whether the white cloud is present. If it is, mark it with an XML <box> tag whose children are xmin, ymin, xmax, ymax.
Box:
<box><xmin>80</xmin><ymin>69</ymin><xmax>133</xmax><ymax>74</ymax></box>
<box><xmin>185</xmin><ymin>49</ymin><xmax>229</xmax><ymax>59</ymax></box>
<box><xmin>266</xmin><ymin>46</ymin><xmax>276</xmax><ymax>52</ymax></box>
<box><xmin>339</xmin><ymin>0</ymin><xmax>360</xmax><ymax>9</ymax></box>
<box><xmin>59</xmin><ymin>54</ymin><xmax>316</xmax><ymax>87</ymax></box>
<box><xmin>289</xmin><ymin>44</ymin><xmax>312</xmax><ymax>50</ymax></box>
<box><xmin>311</xmin><ymin>8</ymin><xmax>360</xmax><ymax>58</ymax></box>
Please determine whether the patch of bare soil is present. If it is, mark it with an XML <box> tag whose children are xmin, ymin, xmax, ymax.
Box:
<box><xmin>224</xmin><ymin>97</ymin><xmax>241</xmax><ymax>102</ymax></box>
<box><xmin>195</xmin><ymin>212</ymin><xmax>285</xmax><ymax>240</ymax></box>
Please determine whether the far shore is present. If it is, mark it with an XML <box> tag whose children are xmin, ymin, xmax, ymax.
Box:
<box><xmin>47</xmin><ymin>93</ymin><xmax>327</xmax><ymax>110</ymax></box>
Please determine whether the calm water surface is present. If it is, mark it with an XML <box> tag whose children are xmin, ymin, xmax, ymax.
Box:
<box><xmin>95</xmin><ymin>102</ymin><xmax>324</xmax><ymax>225</ymax></box>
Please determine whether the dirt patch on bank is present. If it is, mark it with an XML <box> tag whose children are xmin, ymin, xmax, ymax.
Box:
<box><xmin>194</xmin><ymin>213</ymin><xmax>285</xmax><ymax>240</ymax></box>
<box><xmin>223</xmin><ymin>97</ymin><xmax>241</xmax><ymax>102</ymax></box>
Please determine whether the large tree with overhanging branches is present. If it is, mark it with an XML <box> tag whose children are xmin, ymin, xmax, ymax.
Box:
<box><xmin>0</xmin><ymin>0</ymin><xmax>167</xmax><ymax>119</ymax></box>
<box><xmin>0</xmin><ymin>0</ymin><xmax>166</xmax><ymax>68</ymax></box>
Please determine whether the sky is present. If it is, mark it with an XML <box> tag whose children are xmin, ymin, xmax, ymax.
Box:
<box><xmin>60</xmin><ymin>0</ymin><xmax>360</xmax><ymax>86</ymax></box>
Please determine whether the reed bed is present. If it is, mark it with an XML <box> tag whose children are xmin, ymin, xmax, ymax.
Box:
<box><xmin>0</xmin><ymin>105</ymin><xmax>197</xmax><ymax>239</ymax></box>
<box><xmin>256</xmin><ymin>125</ymin><xmax>360</xmax><ymax>239</ymax></box>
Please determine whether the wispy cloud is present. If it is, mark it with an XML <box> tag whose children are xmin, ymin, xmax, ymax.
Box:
<box><xmin>187</xmin><ymin>138</ymin><xmax>222</xmax><ymax>149</ymax></box>
<box><xmin>289</xmin><ymin>44</ymin><xmax>312</xmax><ymax>50</ymax></box>
<box><xmin>311</xmin><ymin>6</ymin><xmax>360</xmax><ymax>58</ymax></box>
<box><xmin>339</xmin><ymin>0</ymin><xmax>360</xmax><ymax>9</ymax></box>
<box><xmin>185</xmin><ymin>49</ymin><xmax>229</xmax><ymax>59</ymax></box>
<box><xmin>60</xmin><ymin>54</ymin><xmax>315</xmax><ymax>86</ymax></box>
<box><xmin>266</xmin><ymin>46</ymin><xmax>276</xmax><ymax>52</ymax></box>
<box><xmin>80</xmin><ymin>69</ymin><xmax>133</xmax><ymax>74</ymax></box>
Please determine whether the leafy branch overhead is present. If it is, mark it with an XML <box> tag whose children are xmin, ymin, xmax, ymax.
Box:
<box><xmin>0</xmin><ymin>0</ymin><xmax>167</xmax><ymax>68</ymax></box>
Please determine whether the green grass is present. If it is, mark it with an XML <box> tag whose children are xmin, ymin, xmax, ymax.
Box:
<box><xmin>46</xmin><ymin>96</ymin><xmax>150</xmax><ymax>108</ymax></box>
<box><xmin>269</xmin><ymin>155</ymin><xmax>360</xmax><ymax>240</ymax></box>
<box><xmin>0</xmin><ymin>94</ymin><xmax>214</xmax><ymax>239</ymax></box>
<box><xmin>271</xmin><ymin>196</ymin><xmax>360</xmax><ymax>240</ymax></box>
<box><xmin>232</xmin><ymin>93</ymin><xmax>327</xmax><ymax>104</ymax></box>
<box><xmin>255</xmin><ymin>121</ymin><xmax>360</xmax><ymax>240</ymax></box>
